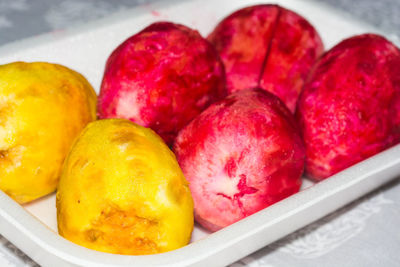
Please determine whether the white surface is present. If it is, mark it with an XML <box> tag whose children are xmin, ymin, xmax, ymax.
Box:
<box><xmin>0</xmin><ymin>0</ymin><xmax>399</xmax><ymax>266</ymax></box>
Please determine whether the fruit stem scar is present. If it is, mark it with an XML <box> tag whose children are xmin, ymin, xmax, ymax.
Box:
<box><xmin>235</xmin><ymin>174</ymin><xmax>258</xmax><ymax>199</ymax></box>
<box><xmin>257</xmin><ymin>7</ymin><xmax>282</xmax><ymax>86</ymax></box>
<box><xmin>235</xmin><ymin>174</ymin><xmax>258</xmax><ymax>216</ymax></box>
<box><xmin>216</xmin><ymin>174</ymin><xmax>258</xmax><ymax>216</ymax></box>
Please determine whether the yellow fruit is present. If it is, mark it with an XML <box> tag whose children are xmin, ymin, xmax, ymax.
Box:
<box><xmin>57</xmin><ymin>119</ymin><xmax>194</xmax><ymax>255</ymax></box>
<box><xmin>0</xmin><ymin>62</ymin><xmax>96</xmax><ymax>203</ymax></box>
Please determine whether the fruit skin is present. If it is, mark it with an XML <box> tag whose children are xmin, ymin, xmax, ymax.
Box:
<box><xmin>208</xmin><ymin>4</ymin><xmax>324</xmax><ymax>112</ymax></box>
<box><xmin>98</xmin><ymin>22</ymin><xmax>226</xmax><ymax>146</ymax></box>
<box><xmin>296</xmin><ymin>34</ymin><xmax>400</xmax><ymax>180</ymax></box>
<box><xmin>57</xmin><ymin>119</ymin><xmax>194</xmax><ymax>255</ymax></box>
<box><xmin>0</xmin><ymin>62</ymin><xmax>96</xmax><ymax>204</ymax></box>
<box><xmin>174</xmin><ymin>88</ymin><xmax>304</xmax><ymax>231</ymax></box>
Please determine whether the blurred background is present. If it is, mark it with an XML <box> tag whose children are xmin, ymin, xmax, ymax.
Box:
<box><xmin>0</xmin><ymin>0</ymin><xmax>400</xmax><ymax>46</ymax></box>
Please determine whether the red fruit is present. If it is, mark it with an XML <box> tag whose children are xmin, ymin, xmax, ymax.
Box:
<box><xmin>208</xmin><ymin>5</ymin><xmax>324</xmax><ymax>112</ymax></box>
<box><xmin>296</xmin><ymin>34</ymin><xmax>400</xmax><ymax>180</ymax></box>
<box><xmin>98</xmin><ymin>22</ymin><xmax>226</xmax><ymax>145</ymax></box>
<box><xmin>174</xmin><ymin>88</ymin><xmax>305</xmax><ymax>231</ymax></box>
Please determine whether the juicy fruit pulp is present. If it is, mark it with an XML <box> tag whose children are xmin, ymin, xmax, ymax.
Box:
<box><xmin>296</xmin><ymin>34</ymin><xmax>400</xmax><ymax>180</ymax></box>
<box><xmin>208</xmin><ymin>4</ymin><xmax>324</xmax><ymax>112</ymax></box>
<box><xmin>0</xmin><ymin>62</ymin><xmax>96</xmax><ymax>203</ymax></box>
<box><xmin>174</xmin><ymin>89</ymin><xmax>305</xmax><ymax>231</ymax></box>
<box><xmin>98</xmin><ymin>22</ymin><xmax>226</xmax><ymax>146</ymax></box>
<box><xmin>57</xmin><ymin>119</ymin><xmax>194</xmax><ymax>255</ymax></box>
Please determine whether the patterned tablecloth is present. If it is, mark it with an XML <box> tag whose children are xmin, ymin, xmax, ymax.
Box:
<box><xmin>1</xmin><ymin>0</ymin><xmax>400</xmax><ymax>266</ymax></box>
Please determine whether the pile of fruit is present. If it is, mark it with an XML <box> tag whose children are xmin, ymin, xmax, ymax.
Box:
<box><xmin>1</xmin><ymin>4</ymin><xmax>399</xmax><ymax>256</ymax></box>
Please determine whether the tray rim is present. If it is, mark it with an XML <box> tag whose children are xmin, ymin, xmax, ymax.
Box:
<box><xmin>1</xmin><ymin>0</ymin><xmax>398</xmax><ymax>57</ymax></box>
<box><xmin>1</xmin><ymin>144</ymin><xmax>400</xmax><ymax>267</ymax></box>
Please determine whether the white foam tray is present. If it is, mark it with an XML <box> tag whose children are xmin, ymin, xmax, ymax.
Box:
<box><xmin>0</xmin><ymin>0</ymin><xmax>400</xmax><ymax>266</ymax></box>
